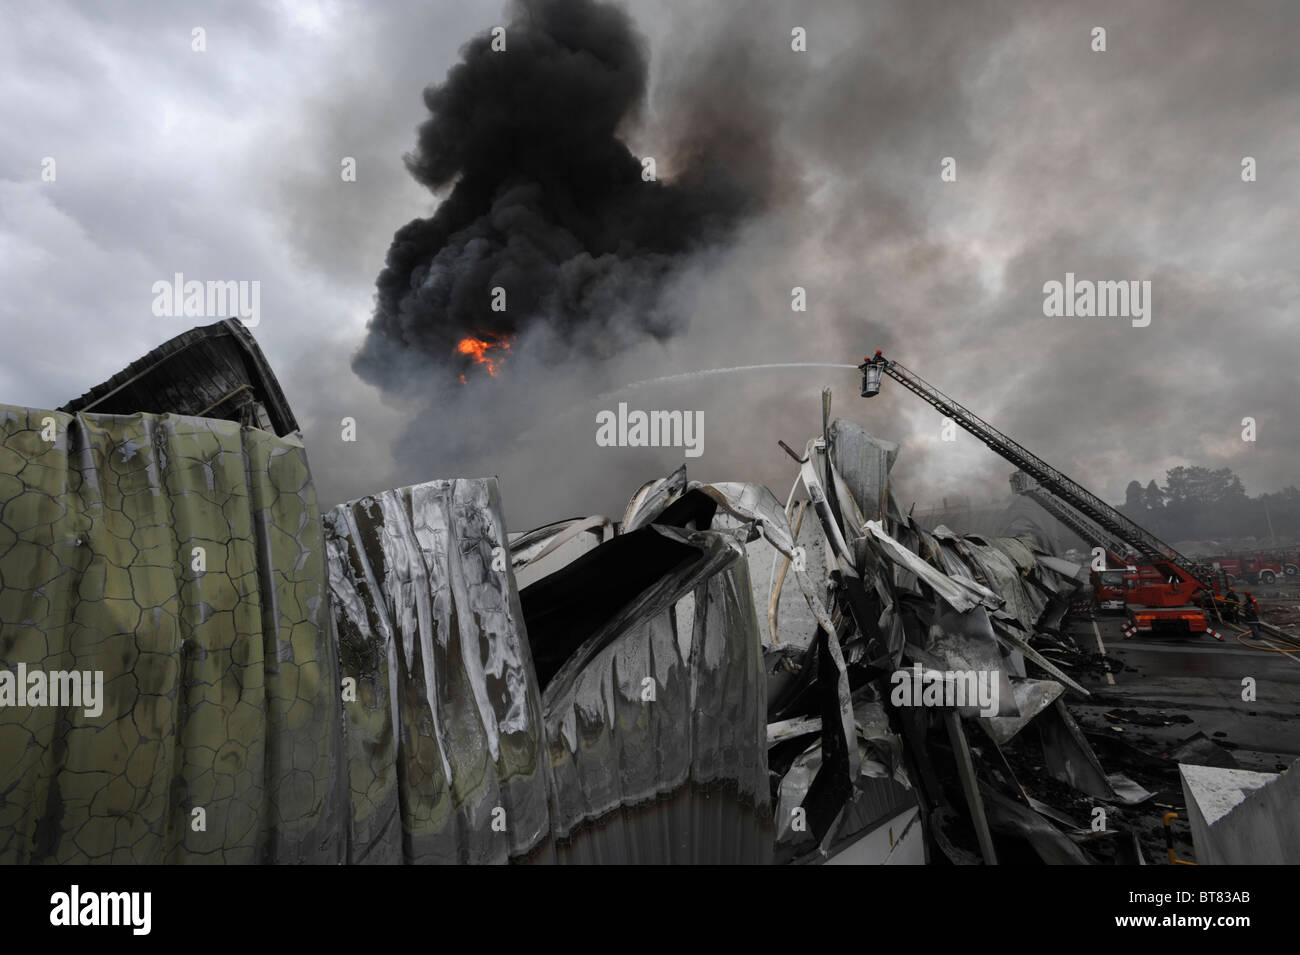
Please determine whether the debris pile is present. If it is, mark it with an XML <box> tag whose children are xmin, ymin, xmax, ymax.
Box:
<box><xmin>4</xmin><ymin>324</ymin><xmax>1295</xmax><ymax>865</ymax></box>
<box><xmin>324</xmin><ymin>478</ymin><xmax>771</xmax><ymax>863</ymax></box>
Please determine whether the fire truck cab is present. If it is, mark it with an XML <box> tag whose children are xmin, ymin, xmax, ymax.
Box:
<box><xmin>1093</xmin><ymin>568</ymin><xmax>1128</xmax><ymax>612</ymax></box>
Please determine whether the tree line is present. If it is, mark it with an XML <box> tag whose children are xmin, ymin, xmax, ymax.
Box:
<box><xmin>1120</xmin><ymin>466</ymin><xmax>1300</xmax><ymax>545</ymax></box>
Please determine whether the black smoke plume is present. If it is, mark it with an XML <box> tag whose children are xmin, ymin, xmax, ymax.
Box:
<box><xmin>353</xmin><ymin>0</ymin><xmax>768</xmax><ymax>386</ymax></box>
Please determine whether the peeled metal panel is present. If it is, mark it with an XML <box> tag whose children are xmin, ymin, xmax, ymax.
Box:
<box><xmin>904</xmin><ymin>599</ymin><xmax>1018</xmax><ymax>719</ymax></box>
<box><xmin>993</xmin><ymin>536</ymin><xmax>1038</xmax><ymax>575</ymax></box>
<box><xmin>509</xmin><ymin>515</ymin><xmax>611</xmax><ymax>589</ymax></box>
<box><xmin>828</xmin><ymin>419</ymin><xmax>899</xmax><ymax>523</ymax></box>
<box><xmin>621</xmin><ymin>466</ymin><xmax>688</xmax><ymax>532</ymax></box>
<box><xmin>1037</xmin><ymin>554</ymin><xmax>1086</xmax><ymax>583</ymax></box>
<box><xmin>540</xmin><ymin>527</ymin><xmax>773</xmax><ymax>864</ymax></box>
<box><xmin>864</xmin><ymin>520</ymin><xmax>997</xmax><ymax>614</ymax></box>
<box><xmin>0</xmin><ymin>406</ymin><xmax>343</xmax><ymax>863</ymax></box>
<box><xmin>954</xmin><ymin>536</ymin><xmax>1041</xmax><ymax>629</ymax></box>
<box><xmin>980</xmin><ymin>679</ymin><xmax>1063</xmax><ymax>745</ymax></box>
<box><xmin>775</xmin><ymin>735</ymin><xmax>914</xmax><ymax>861</ymax></box>
<box><xmin>324</xmin><ymin>479</ymin><xmax>550</xmax><ymax>864</ymax></box>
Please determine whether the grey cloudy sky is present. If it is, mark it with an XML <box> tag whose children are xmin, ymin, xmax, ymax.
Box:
<box><xmin>3</xmin><ymin>0</ymin><xmax>1297</xmax><ymax>530</ymax></box>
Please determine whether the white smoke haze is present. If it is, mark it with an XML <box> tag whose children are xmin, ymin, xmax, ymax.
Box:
<box><xmin>2</xmin><ymin>0</ymin><xmax>1296</xmax><ymax>531</ymax></box>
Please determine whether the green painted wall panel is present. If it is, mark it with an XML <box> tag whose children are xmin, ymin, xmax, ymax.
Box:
<box><xmin>0</xmin><ymin>407</ymin><xmax>344</xmax><ymax>863</ymax></box>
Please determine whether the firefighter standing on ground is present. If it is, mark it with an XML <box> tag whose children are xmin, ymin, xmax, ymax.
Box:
<box><xmin>1224</xmin><ymin>588</ymin><xmax>1240</xmax><ymax>622</ymax></box>
<box><xmin>1243</xmin><ymin>591</ymin><xmax>1262</xmax><ymax>639</ymax></box>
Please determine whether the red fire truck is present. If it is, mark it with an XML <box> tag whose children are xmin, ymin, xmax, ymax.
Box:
<box><xmin>1210</xmin><ymin>553</ymin><xmax>1289</xmax><ymax>586</ymax></box>
<box><xmin>861</xmin><ymin>352</ymin><xmax>1224</xmax><ymax>641</ymax></box>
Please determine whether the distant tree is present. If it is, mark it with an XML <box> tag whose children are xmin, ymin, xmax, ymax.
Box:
<box><xmin>1125</xmin><ymin>480</ymin><xmax>1144</xmax><ymax>511</ymax></box>
<box><xmin>1144</xmin><ymin>480</ymin><xmax>1165</xmax><ymax>511</ymax></box>
<box><xmin>1115</xmin><ymin>468</ymin><xmax>1300</xmax><ymax>544</ymax></box>
<box><xmin>1161</xmin><ymin>466</ymin><xmax>1248</xmax><ymax>539</ymax></box>
<box><xmin>1164</xmin><ymin>466</ymin><xmax>1245</xmax><ymax>506</ymax></box>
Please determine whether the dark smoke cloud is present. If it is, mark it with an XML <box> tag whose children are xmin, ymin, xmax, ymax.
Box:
<box><xmin>354</xmin><ymin>0</ymin><xmax>768</xmax><ymax>387</ymax></box>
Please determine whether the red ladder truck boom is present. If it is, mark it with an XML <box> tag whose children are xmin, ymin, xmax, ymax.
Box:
<box><xmin>859</xmin><ymin>351</ymin><xmax>1222</xmax><ymax>639</ymax></box>
<box><xmin>1009</xmin><ymin>471</ymin><xmax>1132</xmax><ymax>612</ymax></box>
<box><xmin>1009</xmin><ymin>470</ymin><xmax>1131</xmax><ymax>562</ymax></box>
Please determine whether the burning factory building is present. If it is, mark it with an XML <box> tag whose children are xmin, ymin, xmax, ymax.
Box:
<box><xmin>3</xmin><ymin>320</ymin><xmax>1296</xmax><ymax>866</ymax></box>
<box><xmin>3</xmin><ymin>0</ymin><xmax>1298</xmax><ymax>903</ymax></box>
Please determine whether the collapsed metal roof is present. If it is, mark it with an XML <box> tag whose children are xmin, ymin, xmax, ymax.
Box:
<box><xmin>8</xmin><ymin>324</ymin><xmax>1291</xmax><ymax>865</ymax></box>
<box><xmin>324</xmin><ymin>478</ymin><xmax>772</xmax><ymax>863</ymax></box>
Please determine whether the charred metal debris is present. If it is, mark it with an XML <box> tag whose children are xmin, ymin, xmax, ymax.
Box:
<box><xmin>3</xmin><ymin>325</ymin><xmax>1192</xmax><ymax>865</ymax></box>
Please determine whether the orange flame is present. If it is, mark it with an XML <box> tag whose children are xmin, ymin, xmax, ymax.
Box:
<box><xmin>455</xmin><ymin>333</ymin><xmax>512</xmax><ymax>378</ymax></box>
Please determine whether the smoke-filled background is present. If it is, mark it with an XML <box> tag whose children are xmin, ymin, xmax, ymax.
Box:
<box><xmin>3</xmin><ymin>0</ymin><xmax>1298</xmax><ymax>531</ymax></box>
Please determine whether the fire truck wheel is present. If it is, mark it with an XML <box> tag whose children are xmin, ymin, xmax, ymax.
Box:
<box><xmin>1286</xmin><ymin>564</ymin><xmax>1298</xmax><ymax>577</ymax></box>
<box><xmin>1261</xmin><ymin>570</ymin><xmax>1276</xmax><ymax>584</ymax></box>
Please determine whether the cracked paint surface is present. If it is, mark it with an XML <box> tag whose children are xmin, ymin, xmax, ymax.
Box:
<box><xmin>0</xmin><ymin>406</ymin><xmax>344</xmax><ymax>863</ymax></box>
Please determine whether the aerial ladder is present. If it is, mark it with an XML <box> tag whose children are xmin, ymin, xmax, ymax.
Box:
<box><xmin>1009</xmin><ymin>470</ymin><xmax>1129</xmax><ymax>562</ymax></box>
<box><xmin>1009</xmin><ymin>471</ymin><xmax>1133</xmax><ymax>613</ymax></box>
<box><xmin>859</xmin><ymin>351</ymin><xmax>1223</xmax><ymax>640</ymax></box>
